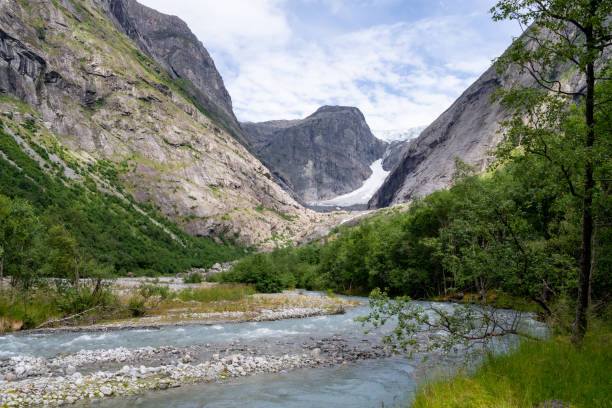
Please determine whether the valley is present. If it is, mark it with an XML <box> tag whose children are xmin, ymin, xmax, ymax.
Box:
<box><xmin>0</xmin><ymin>0</ymin><xmax>610</xmax><ymax>407</ymax></box>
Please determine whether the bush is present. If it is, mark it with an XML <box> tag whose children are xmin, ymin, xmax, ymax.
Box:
<box><xmin>138</xmin><ymin>283</ymin><xmax>170</xmax><ymax>299</ymax></box>
<box><xmin>183</xmin><ymin>273</ymin><xmax>203</xmax><ymax>284</ymax></box>
<box><xmin>127</xmin><ymin>297</ymin><xmax>147</xmax><ymax>317</ymax></box>
<box><xmin>54</xmin><ymin>285</ymin><xmax>115</xmax><ymax>316</ymax></box>
<box><xmin>216</xmin><ymin>253</ymin><xmax>291</xmax><ymax>293</ymax></box>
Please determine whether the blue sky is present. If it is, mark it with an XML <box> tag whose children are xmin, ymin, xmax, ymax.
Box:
<box><xmin>139</xmin><ymin>0</ymin><xmax>522</xmax><ymax>135</ymax></box>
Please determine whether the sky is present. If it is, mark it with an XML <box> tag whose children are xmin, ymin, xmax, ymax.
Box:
<box><xmin>138</xmin><ymin>0</ymin><xmax>522</xmax><ymax>135</ymax></box>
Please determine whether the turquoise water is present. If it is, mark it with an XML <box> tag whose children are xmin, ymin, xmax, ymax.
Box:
<box><xmin>2</xmin><ymin>294</ymin><xmax>542</xmax><ymax>407</ymax></box>
<box><xmin>97</xmin><ymin>356</ymin><xmax>425</xmax><ymax>408</ymax></box>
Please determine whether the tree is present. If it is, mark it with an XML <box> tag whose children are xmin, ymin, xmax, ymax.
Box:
<box><xmin>0</xmin><ymin>195</ymin><xmax>41</xmax><ymax>289</ymax></box>
<box><xmin>358</xmin><ymin>288</ymin><xmax>538</xmax><ymax>356</ymax></box>
<box><xmin>491</xmin><ymin>0</ymin><xmax>612</xmax><ymax>345</ymax></box>
<box><xmin>44</xmin><ymin>225</ymin><xmax>80</xmax><ymax>286</ymax></box>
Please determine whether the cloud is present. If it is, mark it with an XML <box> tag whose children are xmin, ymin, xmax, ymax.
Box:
<box><xmin>139</xmin><ymin>0</ymin><xmax>520</xmax><ymax>135</ymax></box>
<box><xmin>138</xmin><ymin>0</ymin><xmax>291</xmax><ymax>59</ymax></box>
<box><xmin>226</xmin><ymin>16</ymin><xmax>497</xmax><ymax>130</ymax></box>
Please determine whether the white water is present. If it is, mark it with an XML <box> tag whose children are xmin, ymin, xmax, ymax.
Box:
<box><xmin>309</xmin><ymin>159</ymin><xmax>389</xmax><ymax>207</ymax></box>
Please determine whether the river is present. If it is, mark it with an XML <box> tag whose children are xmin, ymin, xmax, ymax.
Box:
<box><xmin>0</xmin><ymin>293</ymin><xmax>543</xmax><ymax>407</ymax></box>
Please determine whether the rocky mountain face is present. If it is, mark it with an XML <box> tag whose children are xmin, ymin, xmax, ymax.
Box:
<box><xmin>369</xmin><ymin>31</ymin><xmax>591</xmax><ymax>209</ymax></box>
<box><xmin>104</xmin><ymin>0</ymin><xmax>248</xmax><ymax>146</ymax></box>
<box><xmin>381</xmin><ymin>140</ymin><xmax>407</xmax><ymax>171</ymax></box>
<box><xmin>0</xmin><ymin>0</ymin><xmax>334</xmax><ymax>247</ymax></box>
<box><xmin>241</xmin><ymin>106</ymin><xmax>387</xmax><ymax>203</ymax></box>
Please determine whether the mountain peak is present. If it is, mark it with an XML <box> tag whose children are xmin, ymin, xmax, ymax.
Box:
<box><xmin>308</xmin><ymin>105</ymin><xmax>363</xmax><ymax>118</ymax></box>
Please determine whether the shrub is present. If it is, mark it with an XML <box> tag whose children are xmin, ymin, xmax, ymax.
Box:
<box><xmin>138</xmin><ymin>283</ymin><xmax>170</xmax><ymax>299</ymax></box>
<box><xmin>127</xmin><ymin>297</ymin><xmax>147</xmax><ymax>317</ymax></box>
<box><xmin>183</xmin><ymin>273</ymin><xmax>203</xmax><ymax>284</ymax></box>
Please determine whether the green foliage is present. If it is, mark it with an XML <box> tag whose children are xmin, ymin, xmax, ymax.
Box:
<box><xmin>54</xmin><ymin>284</ymin><xmax>114</xmax><ymax>316</ymax></box>
<box><xmin>358</xmin><ymin>288</ymin><xmax>538</xmax><ymax>356</ymax></box>
<box><xmin>412</xmin><ymin>324</ymin><xmax>612</xmax><ymax>408</ymax></box>
<box><xmin>127</xmin><ymin>296</ymin><xmax>147</xmax><ymax>317</ymax></box>
<box><xmin>183</xmin><ymin>273</ymin><xmax>203</xmax><ymax>284</ymax></box>
<box><xmin>0</xmin><ymin>195</ymin><xmax>42</xmax><ymax>289</ymax></box>
<box><xmin>0</xmin><ymin>283</ymin><xmax>116</xmax><ymax>330</ymax></box>
<box><xmin>216</xmin><ymin>251</ymin><xmax>306</xmax><ymax>293</ymax></box>
<box><xmin>139</xmin><ymin>283</ymin><xmax>170</xmax><ymax>300</ymax></box>
<box><xmin>36</xmin><ymin>26</ymin><xmax>46</xmax><ymax>41</ymax></box>
<box><xmin>44</xmin><ymin>225</ymin><xmax>79</xmax><ymax>283</ymax></box>
<box><xmin>491</xmin><ymin>0</ymin><xmax>612</xmax><ymax>344</ymax></box>
<box><xmin>0</xmin><ymin>123</ymin><xmax>245</xmax><ymax>281</ymax></box>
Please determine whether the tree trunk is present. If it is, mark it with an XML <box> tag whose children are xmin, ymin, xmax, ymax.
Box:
<box><xmin>572</xmin><ymin>51</ymin><xmax>595</xmax><ymax>346</ymax></box>
<box><xmin>588</xmin><ymin>225</ymin><xmax>598</xmax><ymax>308</ymax></box>
<box><xmin>74</xmin><ymin>256</ymin><xmax>79</xmax><ymax>288</ymax></box>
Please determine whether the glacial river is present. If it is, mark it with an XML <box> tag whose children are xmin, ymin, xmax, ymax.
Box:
<box><xmin>0</xmin><ymin>294</ymin><xmax>543</xmax><ymax>407</ymax></box>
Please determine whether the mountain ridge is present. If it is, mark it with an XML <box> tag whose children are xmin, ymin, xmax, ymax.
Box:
<box><xmin>241</xmin><ymin>105</ymin><xmax>388</xmax><ymax>203</ymax></box>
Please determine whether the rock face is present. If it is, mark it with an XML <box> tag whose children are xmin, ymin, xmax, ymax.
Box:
<box><xmin>381</xmin><ymin>140</ymin><xmax>408</xmax><ymax>171</ymax></box>
<box><xmin>0</xmin><ymin>0</ymin><xmax>331</xmax><ymax>246</ymax></box>
<box><xmin>368</xmin><ymin>64</ymin><xmax>505</xmax><ymax>208</ymax></box>
<box><xmin>369</xmin><ymin>29</ymin><xmax>592</xmax><ymax>209</ymax></box>
<box><xmin>242</xmin><ymin>106</ymin><xmax>387</xmax><ymax>203</ymax></box>
<box><xmin>104</xmin><ymin>0</ymin><xmax>248</xmax><ymax>145</ymax></box>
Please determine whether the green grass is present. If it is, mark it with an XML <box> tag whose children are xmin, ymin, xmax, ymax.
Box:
<box><xmin>254</xmin><ymin>205</ymin><xmax>297</xmax><ymax>221</ymax></box>
<box><xmin>412</xmin><ymin>325</ymin><xmax>612</xmax><ymax>408</ymax></box>
<box><xmin>173</xmin><ymin>284</ymin><xmax>256</xmax><ymax>303</ymax></box>
<box><xmin>0</xmin><ymin>285</ymin><xmax>116</xmax><ymax>330</ymax></box>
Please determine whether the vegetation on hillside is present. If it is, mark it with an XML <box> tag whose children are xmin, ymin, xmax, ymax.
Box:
<box><xmin>0</xmin><ymin>115</ymin><xmax>244</xmax><ymax>284</ymax></box>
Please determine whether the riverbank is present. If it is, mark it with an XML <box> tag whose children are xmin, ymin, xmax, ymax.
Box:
<box><xmin>0</xmin><ymin>279</ymin><xmax>357</xmax><ymax>333</ymax></box>
<box><xmin>412</xmin><ymin>324</ymin><xmax>612</xmax><ymax>408</ymax></box>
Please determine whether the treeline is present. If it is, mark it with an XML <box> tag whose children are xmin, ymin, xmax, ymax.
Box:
<box><xmin>0</xmin><ymin>117</ymin><xmax>244</xmax><ymax>289</ymax></box>
<box><xmin>219</xmin><ymin>142</ymin><xmax>611</xmax><ymax>311</ymax></box>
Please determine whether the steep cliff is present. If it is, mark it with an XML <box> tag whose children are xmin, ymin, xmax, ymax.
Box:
<box><xmin>381</xmin><ymin>140</ymin><xmax>408</xmax><ymax>171</ymax></box>
<box><xmin>103</xmin><ymin>0</ymin><xmax>248</xmax><ymax>146</ymax></box>
<box><xmin>242</xmin><ymin>106</ymin><xmax>387</xmax><ymax>203</ymax></box>
<box><xmin>369</xmin><ymin>30</ymin><xmax>591</xmax><ymax>209</ymax></box>
<box><xmin>0</xmin><ymin>0</ymin><xmax>327</xmax><ymax>247</ymax></box>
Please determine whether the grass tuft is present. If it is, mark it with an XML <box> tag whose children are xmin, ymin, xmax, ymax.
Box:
<box><xmin>412</xmin><ymin>324</ymin><xmax>612</xmax><ymax>408</ymax></box>
<box><xmin>173</xmin><ymin>284</ymin><xmax>256</xmax><ymax>303</ymax></box>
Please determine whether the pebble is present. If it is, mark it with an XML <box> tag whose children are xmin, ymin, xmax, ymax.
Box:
<box><xmin>0</xmin><ymin>349</ymin><xmax>357</xmax><ymax>407</ymax></box>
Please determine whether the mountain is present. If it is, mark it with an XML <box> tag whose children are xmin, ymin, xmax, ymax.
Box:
<box><xmin>369</xmin><ymin>31</ymin><xmax>591</xmax><ymax>209</ymax></box>
<box><xmin>241</xmin><ymin>106</ymin><xmax>387</xmax><ymax>203</ymax></box>
<box><xmin>105</xmin><ymin>0</ymin><xmax>248</xmax><ymax>146</ymax></box>
<box><xmin>0</xmin><ymin>0</ymin><xmax>327</xmax><ymax>247</ymax></box>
